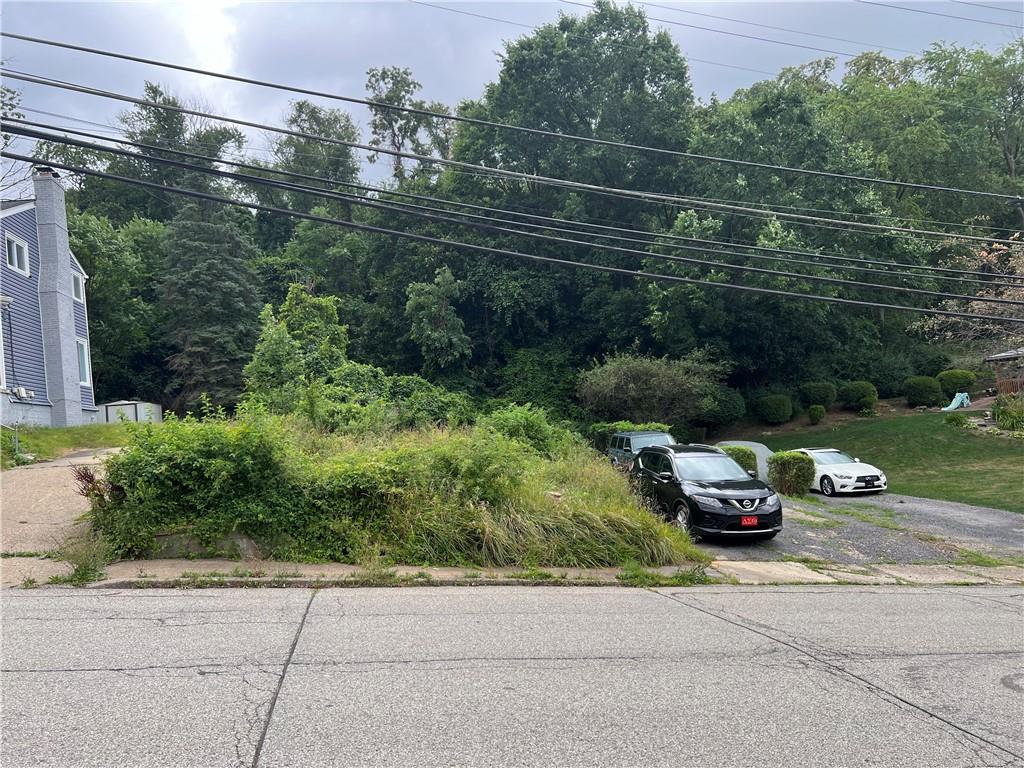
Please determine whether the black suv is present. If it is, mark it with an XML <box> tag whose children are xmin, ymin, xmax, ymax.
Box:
<box><xmin>630</xmin><ymin>444</ymin><xmax>782</xmax><ymax>539</ymax></box>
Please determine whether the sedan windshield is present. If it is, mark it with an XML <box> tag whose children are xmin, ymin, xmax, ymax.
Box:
<box><xmin>674</xmin><ymin>455</ymin><xmax>750</xmax><ymax>481</ymax></box>
<box><xmin>812</xmin><ymin>451</ymin><xmax>855</xmax><ymax>465</ymax></box>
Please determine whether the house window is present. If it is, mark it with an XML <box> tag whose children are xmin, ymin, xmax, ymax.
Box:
<box><xmin>5</xmin><ymin>234</ymin><xmax>29</xmax><ymax>276</ymax></box>
<box><xmin>76</xmin><ymin>339</ymin><xmax>91</xmax><ymax>385</ymax></box>
<box><xmin>72</xmin><ymin>273</ymin><xmax>84</xmax><ymax>302</ymax></box>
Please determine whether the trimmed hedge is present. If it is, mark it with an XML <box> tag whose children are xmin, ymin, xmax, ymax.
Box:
<box><xmin>807</xmin><ymin>404</ymin><xmax>826</xmax><ymax>425</ymax></box>
<box><xmin>721</xmin><ymin>445</ymin><xmax>757</xmax><ymax>476</ymax></box>
<box><xmin>903</xmin><ymin>376</ymin><xmax>944</xmax><ymax>408</ymax></box>
<box><xmin>936</xmin><ymin>369</ymin><xmax>976</xmax><ymax>399</ymax></box>
<box><xmin>755</xmin><ymin>394</ymin><xmax>793</xmax><ymax>425</ymax></box>
<box><xmin>767</xmin><ymin>451</ymin><xmax>815</xmax><ymax>495</ymax></box>
<box><xmin>799</xmin><ymin>381</ymin><xmax>837</xmax><ymax>409</ymax></box>
<box><xmin>837</xmin><ymin>380</ymin><xmax>878</xmax><ymax>411</ymax></box>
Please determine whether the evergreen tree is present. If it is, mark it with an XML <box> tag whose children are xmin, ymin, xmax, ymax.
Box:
<box><xmin>158</xmin><ymin>202</ymin><xmax>262</xmax><ymax>411</ymax></box>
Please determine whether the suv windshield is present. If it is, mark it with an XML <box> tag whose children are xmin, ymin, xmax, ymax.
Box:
<box><xmin>674</xmin><ymin>455</ymin><xmax>749</xmax><ymax>481</ymax></box>
<box><xmin>812</xmin><ymin>451</ymin><xmax>855</xmax><ymax>465</ymax></box>
<box><xmin>631</xmin><ymin>434</ymin><xmax>674</xmax><ymax>450</ymax></box>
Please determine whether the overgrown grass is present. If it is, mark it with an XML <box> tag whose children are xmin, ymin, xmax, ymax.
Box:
<box><xmin>954</xmin><ymin>548</ymin><xmax>1024</xmax><ymax>568</ymax></box>
<box><xmin>48</xmin><ymin>534</ymin><xmax>109</xmax><ymax>586</ymax></box>
<box><xmin>1</xmin><ymin>423</ymin><xmax>129</xmax><ymax>468</ymax></box>
<box><xmin>760</xmin><ymin>413</ymin><xmax>1024</xmax><ymax>513</ymax></box>
<box><xmin>86</xmin><ymin>414</ymin><xmax>706</xmax><ymax>569</ymax></box>
<box><xmin>616</xmin><ymin>562</ymin><xmax>715</xmax><ymax>587</ymax></box>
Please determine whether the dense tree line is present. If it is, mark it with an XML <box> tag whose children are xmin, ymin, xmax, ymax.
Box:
<box><xmin>35</xmin><ymin>1</ymin><xmax>1023</xmax><ymax>418</ymax></box>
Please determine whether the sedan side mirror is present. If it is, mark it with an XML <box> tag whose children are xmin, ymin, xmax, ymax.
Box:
<box><xmin>854</xmin><ymin>458</ymin><xmax>861</xmax><ymax>463</ymax></box>
<box><xmin>747</xmin><ymin>470</ymin><xmax>757</xmax><ymax>478</ymax></box>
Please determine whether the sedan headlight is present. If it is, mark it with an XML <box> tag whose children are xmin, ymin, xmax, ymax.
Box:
<box><xmin>834</xmin><ymin>474</ymin><xmax>853</xmax><ymax>480</ymax></box>
<box><xmin>691</xmin><ymin>495</ymin><xmax>722</xmax><ymax>508</ymax></box>
<box><xmin>764</xmin><ymin>493</ymin><xmax>780</xmax><ymax>509</ymax></box>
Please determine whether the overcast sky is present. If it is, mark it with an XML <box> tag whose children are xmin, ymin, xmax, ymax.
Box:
<box><xmin>2</xmin><ymin>0</ymin><xmax>1022</xmax><ymax>188</ymax></box>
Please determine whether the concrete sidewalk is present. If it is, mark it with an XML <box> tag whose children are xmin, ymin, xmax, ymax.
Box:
<box><xmin>4</xmin><ymin>555</ymin><xmax>1021</xmax><ymax>589</ymax></box>
<box><xmin>3</xmin><ymin>586</ymin><xmax>1021</xmax><ymax>767</ymax></box>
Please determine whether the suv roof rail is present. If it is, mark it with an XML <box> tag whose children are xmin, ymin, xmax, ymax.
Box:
<box><xmin>688</xmin><ymin>443</ymin><xmax>725</xmax><ymax>452</ymax></box>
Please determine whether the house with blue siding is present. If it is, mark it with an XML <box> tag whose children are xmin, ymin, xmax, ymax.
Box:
<box><xmin>1</xmin><ymin>167</ymin><xmax>98</xmax><ymax>427</ymax></box>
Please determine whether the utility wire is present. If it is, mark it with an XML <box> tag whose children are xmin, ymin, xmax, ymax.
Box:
<box><xmin>7</xmin><ymin>149</ymin><xmax>1021</xmax><ymax>324</ymax></box>
<box><xmin>948</xmin><ymin>0</ymin><xmax>1024</xmax><ymax>16</ymax></box>
<box><xmin>14</xmin><ymin>123</ymin><xmax>1024</xmax><ymax>307</ymax></box>
<box><xmin>405</xmin><ymin>0</ymin><xmax>780</xmax><ymax>76</ymax></box>
<box><xmin>7</xmin><ymin>69</ymin><xmax>1021</xmax><ymax>250</ymax></box>
<box><xmin>2</xmin><ymin>32</ymin><xmax>1017</xmax><ymax>201</ymax></box>
<box><xmin>16</xmin><ymin>116</ymin><xmax>1023</xmax><ymax>286</ymax></box>
<box><xmin>562</xmin><ymin>0</ymin><xmax>859</xmax><ymax>57</ymax></box>
<box><xmin>632</xmin><ymin>0</ymin><xmax>920</xmax><ymax>55</ymax></box>
<box><xmin>25</xmin><ymin>105</ymin><xmax>1019</xmax><ymax>238</ymax></box>
<box><xmin>855</xmin><ymin>0</ymin><xmax>1024</xmax><ymax>28</ymax></box>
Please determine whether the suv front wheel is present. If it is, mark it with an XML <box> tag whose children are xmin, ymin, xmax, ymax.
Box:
<box><xmin>673</xmin><ymin>502</ymin><xmax>692</xmax><ymax>531</ymax></box>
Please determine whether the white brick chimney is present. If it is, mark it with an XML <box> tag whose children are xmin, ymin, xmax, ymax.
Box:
<box><xmin>33</xmin><ymin>166</ymin><xmax>83</xmax><ymax>426</ymax></box>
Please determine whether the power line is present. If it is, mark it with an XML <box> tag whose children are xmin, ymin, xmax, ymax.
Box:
<box><xmin>855</xmin><ymin>0</ymin><xmax>1024</xmax><ymax>28</ymax></box>
<box><xmin>16</xmin><ymin>115</ymin><xmax>1022</xmax><ymax>286</ymax></box>
<box><xmin>562</xmin><ymin>0</ymin><xmax>859</xmax><ymax>57</ymax></box>
<box><xmin>405</xmin><ymin>0</ymin><xmax>781</xmax><ymax>76</ymax></box>
<box><xmin>32</xmin><ymin>104</ymin><xmax>1017</xmax><ymax>240</ymax></box>
<box><xmin>7</xmin><ymin>69</ymin><xmax>1021</xmax><ymax>251</ymax></box>
<box><xmin>948</xmin><ymin>0</ymin><xmax>1024</xmax><ymax>16</ymax></box>
<box><xmin>7</xmin><ymin>149</ymin><xmax>1021</xmax><ymax>325</ymax></box>
<box><xmin>3</xmin><ymin>32</ymin><xmax>1017</xmax><ymax>201</ymax></box>
<box><xmin>631</xmin><ymin>0</ymin><xmax>919</xmax><ymax>55</ymax></box>
<box><xmin>15</xmin><ymin>124</ymin><xmax>1024</xmax><ymax>307</ymax></box>
<box><xmin>408</xmin><ymin>0</ymin><xmax>534</xmax><ymax>29</ymax></box>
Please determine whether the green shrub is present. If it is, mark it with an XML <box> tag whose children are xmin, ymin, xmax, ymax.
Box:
<box><xmin>721</xmin><ymin>445</ymin><xmax>756</xmax><ymax>476</ymax></box>
<box><xmin>799</xmin><ymin>382</ymin><xmax>837</xmax><ymax>409</ymax></box>
<box><xmin>903</xmin><ymin>376</ymin><xmax>944</xmax><ymax>407</ymax></box>
<box><xmin>868</xmin><ymin>353</ymin><xmax>915</xmax><ymax>399</ymax></box>
<box><xmin>837</xmin><ymin>381</ymin><xmax>878</xmax><ymax>411</ymax></box>
<box><xmin>767</xmin><ymin>451</ymin><xmax>815</xmax><ymax>495</ymax></box>
<box><xmin>693</xmin><ymin>386</ymin><xmax>746</xmax><ymax>433</ymax></box>
<box><xmin>807</xmin><ymin>404</ymin><xmax>826</xmax><ymax>425</ymax></box>
<box><xmin>994</xmin><ymin>393</ymin><xmax>1024</xmax><ymax>431</ymax></box>
<box><xmin>585</xmin><ymin>421</ymin><xmax>672</xmax><ymax>450</ymax></box>
<box><xmin>944</xmin><ymin>412</ymin><xmax>968</xmax><ymax>427</ymax></box>
<box><xmin>937</xmin><ymin>369</ymin><xmax>977</xmax><ymax>399</ymax></box>
<box><xmin>754</xmin><ymin>394</ymin><xmax>793</xmax><ymax>425</ymax></box>
<box><xmin>87</xmin><ymin>414</ymin><xmax>701</xmax><ymax>568</ymax></box>
<box><xmin>477</xmin><ymin>403</ymin><xmax>564</xmax><ymax>456</ymax></box>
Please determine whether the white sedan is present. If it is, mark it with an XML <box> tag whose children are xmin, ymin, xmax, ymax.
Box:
<box><xmin>794</xmin><ymin>448</ymin><xmax>887</xmax><ymax>496</ymax></box>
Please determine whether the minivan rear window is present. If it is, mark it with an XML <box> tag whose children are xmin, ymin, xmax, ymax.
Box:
<box><xmin>632</xmin><ymin>434</ymin><xmax>674</xmax><ymax>450</ymax></box>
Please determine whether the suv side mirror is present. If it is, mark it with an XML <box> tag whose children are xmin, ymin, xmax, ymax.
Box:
<box><xmin>658</xmin><ymin>471</ymin><xmax>673</xmax><ymax>481</ymax></box>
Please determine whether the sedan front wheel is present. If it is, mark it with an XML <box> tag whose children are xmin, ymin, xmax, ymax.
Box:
<box><xmin>820</xmin><ymin>476</ymin><xmax>836</xmax><ymax>497</ymax></box>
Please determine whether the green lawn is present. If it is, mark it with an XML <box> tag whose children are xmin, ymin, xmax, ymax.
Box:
<box><xmin>757</xmin><ymin>413</ymin><xmax>1024</xmax><ymax>513</ymax></box>
<box><xmin>1</xmin><ymin>423</ymin><xmax>129</xmax><ymax>469</ymax></box>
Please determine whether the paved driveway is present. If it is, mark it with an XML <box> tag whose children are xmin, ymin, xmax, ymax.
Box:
<box><xmin>2</xmin><ymin>586</ymin><xmax>1021</xmax><ymax>767</ymax></box>
<box><xmin>699</xmin><ymin>492</ymin><xmax>1024</xmax><ymax>565</ymax></box>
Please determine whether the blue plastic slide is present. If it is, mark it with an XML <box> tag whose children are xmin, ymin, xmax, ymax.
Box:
<box><xmin>941</xmin><ymin>392</ymin><xmax>972</xmax><ymax>411</ymax></box>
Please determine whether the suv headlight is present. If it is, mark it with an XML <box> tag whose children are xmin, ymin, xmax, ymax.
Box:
<box><xmin>834</xmin><ymin>474</ymin><xmax>853</xmax><ymax>480</ymax></box>
<box><xmin>691</xmin><ymin>495</ymin><xmax>722</xmax><ymax>508</ymax></box>
<box><xmin>765</xmin><ymin>493</ymin><xmax>780</xmax><ymax>509</ymax></box>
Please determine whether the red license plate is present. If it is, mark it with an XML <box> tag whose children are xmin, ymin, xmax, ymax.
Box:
<box><xmin>740</xmin><ymin>516</ymin><xmax>759</xmax><ymax>527</ymax></box>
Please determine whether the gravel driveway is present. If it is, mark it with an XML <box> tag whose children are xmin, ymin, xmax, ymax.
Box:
<box><xmin>698</xmin><ymin>492</ymin><xmax>1024</xmax><ymax>565</ymax></box>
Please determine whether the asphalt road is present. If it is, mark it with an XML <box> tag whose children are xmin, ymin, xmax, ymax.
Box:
<box><xmin>2</xmin><ymin>586</ymin><xmax>1022</xmax><ymax>767</ymax></box>
<box><xmin>698</xmin><ymin>492</ymin><xmax>1024</xmax><ymax>565</ymax></box>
